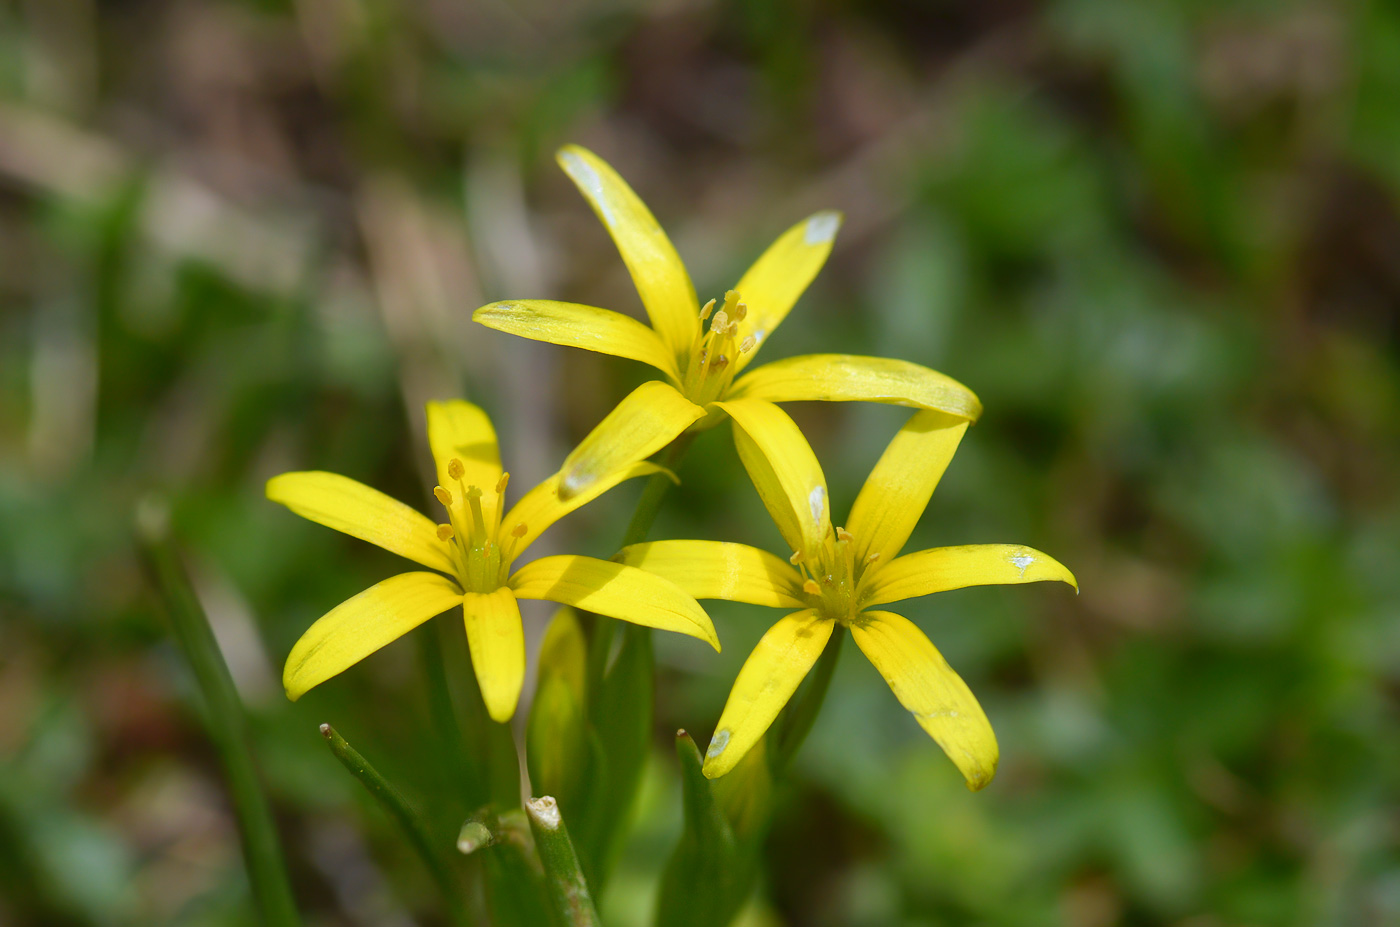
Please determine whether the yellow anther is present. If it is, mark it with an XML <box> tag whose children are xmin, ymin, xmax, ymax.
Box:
<box><xmin>433</xmin><ymin>486</ymin><xmax>452</xmax><ymax>507</ymax></box>
<box><xmin>496</xmin><ymin>472</ymin><xmax>510</xmax><ymax>494</ymax></box>
<box><xmin>789</xmin><ymin>550</ymin><xmax>805</xmax><ymax>565</ymax></box>
<box><xmin>739</xmin><ymin>335</ymin><xmax>756</xmax><ymax>354</ymax></box>
<box><xmin>864</xmin><ymin>552</ymin><xmax>882</xmax><ymax>565</ymax></box>
<box><xmin>699</xmin><ymin>298</ymin><xmax>714</xmax><ymax>321</ymax></box>
<box><xmin>436</xmin><ymin>524</ymin><xmax>455</xmax><ymax>541</ymax></box>
<box><xmin>448</xmin><ymin>458</ymin><xmax>465</xmax><ymax>480</ymax></box>
<box><xmin>510</xmin><ymin>522</ymin><xmax>528</xmax><ymax>538</ymax></box>
<box><xmin>802</xmin><ymin>579</ymin><xmax>821</xmax><ymax>596</ymax></box>
<box><xmin>711</xmin><ymin>310</ymin><xmax>729</xmax><ymax>332</ymax></box>
<box><xmin>733</xmin><ymin>301</ymin><xmax>748</xmax><ymax>322</ymax></box>
<box><xmin>836</xmin><ymin>527</ymin><xmax>853</xmax><ymax>543</ymax></box>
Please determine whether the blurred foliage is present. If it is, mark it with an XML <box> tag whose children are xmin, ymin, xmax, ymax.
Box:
<box><xmin>2</xmin><ymin>0</ymin><xmax>1399</xmax><ymax>924</ymax></box>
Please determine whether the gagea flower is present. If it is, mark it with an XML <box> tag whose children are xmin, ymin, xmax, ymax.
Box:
<box><xmin>473</xmin><ymin>145</ymin><xmax>983</xmax><ymax>498</ymax></box>
<box><xmin>266</xmin><ymin>385</ymin><xmax>718</xmax><ymax>722</ymax></box>
<box><xmin>617</xmin><ymin>398</ymin><xmax>1076</xmax><ymax>789</ymax></box>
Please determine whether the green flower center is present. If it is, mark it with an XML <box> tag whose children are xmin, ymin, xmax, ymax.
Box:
<box><xmin>679</xmin><ymin>289</ymin><xmax>757</xmax><ymax>406</ymax></box>
<box><xmin>793</xmin><ymin>525</ymin><xmax>879</xmax><ymax>623</ymax></box>
<box><xmin>432</xmin><ymin>462</ymin><xmax>526</xmax><ymax>592</ymax></box>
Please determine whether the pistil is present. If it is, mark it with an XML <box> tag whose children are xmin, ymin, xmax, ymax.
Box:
<box><xmin>681</xmin><ymin>289</ymin><xmax>757</xmax><ymax>404</ymax></box>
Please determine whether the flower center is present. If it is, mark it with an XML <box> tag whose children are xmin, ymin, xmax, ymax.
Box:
<box><xmin>433</xmin><ymin>463</ymin><xmax>527</xmax><ymax>592</ymax></box>
<box><xmin>792</xmin><ymin>526</ymin><xmax>880</xmax><ymax>623</ymax></box>
<box><xmin>680</xmin><ymin>290</ymin><xmax>757</xmax><ymax>405</ymax></box>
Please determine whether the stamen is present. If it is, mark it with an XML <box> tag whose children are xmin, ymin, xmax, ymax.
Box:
<box><xmin>836</xmin><ymin>527</ymin><xmax>853</xmax><ymax>543</ymax></box>
<box><xmin>864</xmin><ymin>552</ymin><xmax>882</xmax><ymax>565</ymax></box>
<box><xmin>496</xmin><ymin>472</ymin><xmax>510</xmax><ymax>494</ymax></box>
<box><xmin>733</xmin><ymin>301</ymin><xmax>748</xmax><ymax>322</ymax></box>
<box><xmin>699</xmin><ymin>298</ymin><xmax>714</xmax><ymax>321</ymax></box>
<box><xmin>802</xmin><ymin>579</ymin><xmax>820</xmax><ymax>596</ymax></box>
<box><xmin>722</xmin><ymin>289</ymin><xmax>741</xmax><ymax>313</ymax></box>
<box><xmin>437</xmin><ymin>524</ymin><xmax>455</xmax><ymax>541</ymax></box>
<box><xmin>739</xmin><ymin>335</ymin><xmax>756</xmax><ymax>354</ymax></box>
<box><xmin>433</xmin><ymin>486</ymin><xmax>453</xmax><ymax>507</ymax></box>
<box><xmin>789</xmin><ymin>550</ymin><xmax>805</xmax><ymax>565</ymax></box>
<box><xmin>448</xmin><ymin>458</ymin><xmax>465</xmax><ymax>480</ymax></box>
<box><xmin>711</xmin><ymin>310</ymin><xmax>729</xmax><ymax>332</ymax></box>
<box><xmin>502</xmin><ymin>521</ymin><xmax>529</xmax><ymax>563</ymax></box>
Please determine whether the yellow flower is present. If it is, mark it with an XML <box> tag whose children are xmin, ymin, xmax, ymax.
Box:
<box><xmin>617</xmin><ymin>398</ymin><xmax>1076</xmax><ymax>789</ymax></box>
<box><xmin>266</xmin><ymin>385</ymin><xmax>719</xmax><ymax>722</ymax></box>
<box><xmin>473</xmin><ymin>145</ymin><xmax>983</xmax><ymax>498</ymax></box>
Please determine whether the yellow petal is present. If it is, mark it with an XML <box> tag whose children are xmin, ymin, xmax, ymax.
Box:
<box><xmin>863</xmin><ymin>544</ymin><xmax>1077</xmax><ymax>608</ymax></box>
<box><xmin>731</xmin><ymin>210</ymin><xmax>842</xmax><ymax>373</ymax></box>
<box><xmin>557</xmin><ymin>380</ymin><xmax>704</xmax><ymax>500</ymax></box>
<box><xmin>729</xmin><ymin>354</ymin><xmax>983</xmax><ymax>421</ymax></box>
<box><xmin>266</xmin><ymin>472</ymin><xmax>454</xmax><ymax>574</ymax></box>
<box><xmin>510</xmin><ymin>554</ymin><xmax>719</xmax><ymax>650</ymax></box>
<box><xmin>463</xmin><ymin>587</ymin><xmax>525</xmax><ymax>723</ymax></box>
<box><xmin>847</xmin><ymin>411</ymin><xmax>968</xmax><ymax>566</ymax></box>
<box><xmin>556</xmin><ymin>145</ymin><xmax>699</xmax><ymax>357</ymax></box>
<box><xmin>712</xmin><ymin>398</ymin><xmax>832</xmax><ymax>560</ymax></box>
<box><xmin>426</xmin><ymin>400</ymin><xmax>503</xmax><ymax>526</ymax></box>
<box><xmin>702</xmin><ymin>610</ymin><xmax>832</xmax><ymax>778</ymax></box>
<box><xmin>849</xmin><ymin>611</ymin><xmax>997</xmax><ymax>791</ymax></box>
<box><xmin>615</xmin><ymin>540</ymin><xmax>806</xmax><ymax>608</ymax></box>
<box><xmin>501</xmin><ymin>460</ymin><xmax>670</xmax><ymax>554</ymax></box>
<box><xmin>284</xmin><ymin>572</ymin><xmax>462</xmax><ymax>700</ymax></box>
<box><xmin>473</xmin><ymin>299</ymin><xmax>682</xmax><ymax>382</ymax></box>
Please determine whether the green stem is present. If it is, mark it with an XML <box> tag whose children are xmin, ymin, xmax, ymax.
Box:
<box><xmin>773</xmin><ymin>626</ymin><xmax>846</xmax><ymax>774</ymax></box>
<box><xmin>421</xmin><ymin>616</ymin><xmax>476</xmax><ymax>803</ymax></box>
<box><xmin>589</xmin><ymin>432</ymin><xmax>698</xmax><ymax>689</ymax></box>
<box><xmin>137</xmin><ymin>502</ymin><xmax>301</xmax><ymax>927</ymax></box>
<box><xmin>320</xmin><ymin>725</ymin><xmax>473</xmax><ymax>927</ymax></box>
<box><xmin>525</xmin><ymin>797</ymin><xmax>600</xmax><ymax>927</ymax></box>
<box><xmin>620</xmin><ymin>431</ymin><xmax>696</xmax><ymax>548</ymax></box>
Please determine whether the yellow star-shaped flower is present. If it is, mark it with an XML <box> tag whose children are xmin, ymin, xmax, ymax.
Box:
<box><xmin>618</xmin><ymin>398</ymin><xmax>1075</xmax><ymax>789</ymax></box>
<box><xmin>267</xmin><ymin>385</ymin><xmax>718</xmax><ymax>721</ymax></box>
<box><xmin>473</xmin><ymin>145</ymin><xmax>982</xmax><ymax>498</ymax></box>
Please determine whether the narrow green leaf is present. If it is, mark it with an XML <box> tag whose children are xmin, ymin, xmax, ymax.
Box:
<box><xmin>320</xmin><ymin>725</ymin><xmax>472</xmax><ymax>927</ymax></box>
<box><xmin>526</xmin><ymin>797</ymin><xmax>601</xmax><ymax>927</ymax></box>
<box><xmin>137</xmin><ymin>501</ymin><xmax>301</xmax><ymax>927</ymax></box>
<box><xmin>654</xmin><ymin>733</ymin><xmax>755</xmax><ymax>927</ymax></box>
<box><xmin>579</xmin><ymin>623</ymin><xmax>653</xmax><ymax>891</ymax></box>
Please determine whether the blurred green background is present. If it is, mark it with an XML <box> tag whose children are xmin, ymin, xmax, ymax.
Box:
<box><xmin>3</xmin><ymin>0</ymin><xmax>1399</xmax><ymax>924</ymax></box>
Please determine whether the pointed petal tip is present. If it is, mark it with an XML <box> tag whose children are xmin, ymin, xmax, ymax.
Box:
<box><xmin>802</xmin><ymin>210</ymin><xmax>844</xmax><ymax>245</ymax></box>
<box><xmin>486</xmin><ymin>703</ymin><xmax>517</xmax><ymax>725</ymax></box>
<box><xmin>555</xmin><ymin>142</ymin><xmax>589</xmax><ymax>163</ymax></box>
<box><xmin>963</xmin><ymin>762</ymin><xmax>997</xmax><ymax>791</ymax></box>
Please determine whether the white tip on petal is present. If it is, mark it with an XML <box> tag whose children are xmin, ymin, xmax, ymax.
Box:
<box><xmin>558</xmin><ymin>151</ymin><xmax>614</xmax><ymax>223</ymax></box>
<box><xmin>706</xmin><ymin>728</ymin><xmax>731</xmax><ymax>759</ymax></box>
<box><xmin>804</xmin><ymin>211</ymin><xmax>841</xmax><ymax>245</ymax></box>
